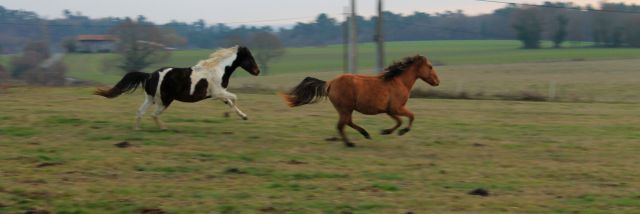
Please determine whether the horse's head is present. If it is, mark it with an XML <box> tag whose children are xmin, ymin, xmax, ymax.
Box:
<box><xmin>415</xmin><ymin>55</ymin><xmax>440</xmax><ymax>86</ymax></box>
<box><xmin>233</xmin><ymin>46</ymin><xmax>260</xmax><ymax>76</ymax></box>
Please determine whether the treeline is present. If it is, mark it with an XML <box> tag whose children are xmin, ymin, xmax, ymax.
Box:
<box><xmin>509</xmin><ymin>2</ymin><xmax>640</xmax><ymax>48</ymax></box>
<box><xmin>1</xmin><ymin>1</ymin><xmax>640</xmax><ymax>53</ymax></box>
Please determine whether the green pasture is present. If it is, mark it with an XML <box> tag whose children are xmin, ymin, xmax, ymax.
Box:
<box><xmin>1</xmin><ymin>87</ymin><xmax>640</xmax><ymax>213</ymax></box>
<box><xmin>4</xmin><ymin>40</ymin><xmax>640</xmax><ymax>85</ymax></box>
<box><xmin>2</xmin><ymin>40</ymin><xmax>640</xmax><ymax>213</ymax></box>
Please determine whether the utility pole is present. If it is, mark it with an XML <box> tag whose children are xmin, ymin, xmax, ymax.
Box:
<box><xmin>343</xmin><ymin>6</ymin><xmax>349</xmax><ymax>73</ymax></box>
<box><xmin>375</xmin><ymin>0</ymin><xmax>385</xmax><ymax>73</ymax></box>
<box><xmin>349</xmin><ymin>0</ymin><xmax>358</xmax><ymax>73</ymax></box>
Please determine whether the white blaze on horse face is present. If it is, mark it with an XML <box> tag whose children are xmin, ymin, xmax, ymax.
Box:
<box><xmin>155</xmin><ymin>68</ymin><xmax>173</xmax><ymax>105</ymax></box>
<box><xmin>188</xmin><ymin>50</ymin><xmax>238</xmax><ymax>96</ymax></box>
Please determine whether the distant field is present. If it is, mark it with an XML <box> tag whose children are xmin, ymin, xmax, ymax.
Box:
<box><xmin>3</xmin><ymin>40</ymin><xmax>640</xmax><ymax>85</ymax></box>
<box><xmin>1</xmin><ymin>87</ymin><xmax>640</xmax><ymax>213</ymax></box>
<box><xmin>232</xmin><ymin>58</ymin><xmax>640</xmax><ymax>103</ymax></box>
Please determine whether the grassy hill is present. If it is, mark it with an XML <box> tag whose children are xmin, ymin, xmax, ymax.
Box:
<box><xmin>4</xmin><ymin>40</ymin><xmax>640</xmax><ymax>85</ymax></box>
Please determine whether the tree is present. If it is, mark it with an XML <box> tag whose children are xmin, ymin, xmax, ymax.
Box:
<box><xmin>248</xmin><ymin>32</ymin><xmax>285</xmax><ymax>75</ymax></box>
<box><xmin>9</xmin><ymin>41</ymin><xmax>66</xmax><ymax>85</ymax></box>
<box><xmin>625</xmin><ymin>17</ymin><xmax>640</xmax><ymax>47</ymax></box>
<box><xmin>23</xmin><ymin>60</ymin><xmax>67</xmax><ymax>86</ymax></box>
<box><xmin>62</xmin><ymin>38</ymin><xmax>77</xmax><ymax>53</ymax></box>
<box><xmin>10</xmin><ymin>41</ymin><xmax>50</xmax><ymax>78</ymax></box>
<box><xmin>552</xmin><ymin>15</ymin><xmax>569</xmax><ymax>48</ymax></box>
<box><xmin>512</xmin><ymin>8</ymin><xmax>542</xmax><ymax>49</ymax></box>
<box><xmin>223</xmin><ymin>33</ymin><xmax>248</xmax><ymax>47</ymax></box>
<box><xmin>109</xmin><ymin>19</ymin><xmax>184</xmax><ymax>73</ymax></box>
<box><xmin>0</xmin><ymin>64</ymin><xmax>9</xmax><ymax>82</ymax></box>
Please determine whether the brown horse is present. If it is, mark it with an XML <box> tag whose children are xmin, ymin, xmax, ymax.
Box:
<box><xmin>283</xmin><ymin>55</ymin><xmax>440</xmax><ymax>147</ymax></box>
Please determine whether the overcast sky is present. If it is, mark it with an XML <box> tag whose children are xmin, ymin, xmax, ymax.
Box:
<box><xmin>1</xmin><ymin>0</ymin><xmax>638</xmax><ymax>26</ymax></box>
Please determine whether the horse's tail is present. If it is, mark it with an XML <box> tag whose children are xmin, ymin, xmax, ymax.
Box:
<box><xmin>282</xmin><ymin>77</ymin><xmax>328</xmax><ymax>107</ymax></box>
<box><xmin>94</xmin><ymin>71</ymin><xmax>150</xmax><ymax>98</ymax></box>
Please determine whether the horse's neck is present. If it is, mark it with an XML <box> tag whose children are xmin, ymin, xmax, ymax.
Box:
<box><xmin>397</xmin><ymin>71</ymin><xmax>418</xmax><ymax>91</ymax></box>
<box><xmin>195</xmin><ymin>56</ymin><xmax>236</xmax><ymax>80</ymax></box>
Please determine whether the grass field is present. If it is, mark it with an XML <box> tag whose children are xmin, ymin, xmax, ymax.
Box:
<box><xmin>2</xmin><ymin>40</ymin><xmax>640</xmax><ymax>213</ymax></box>
<box><xmin>4</xmin><ymin>40</ymin><xmax>640</xmax><ymax>85</ymax></box>
<box><xmin>2</xmin><ymin>87</ymin><xmax>640</xmax><ymax>213</ymax></box>
<box><xmin>50</xmin><ymin>40</ymin><xmax>640</xmax><ymax>103</ymax></box>
<box><xmin>231</xmin><ymin>58</ymin><xmax>640</xmax><ymax>103</ymax></box>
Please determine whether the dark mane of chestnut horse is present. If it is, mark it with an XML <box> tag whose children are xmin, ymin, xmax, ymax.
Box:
<box><xmin>381</xmin><ymin>55</ymin><xmax>425</xmax><ymax>81</ymax></box>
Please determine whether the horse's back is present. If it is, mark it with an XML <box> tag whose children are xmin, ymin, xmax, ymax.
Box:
<box><xmin>328</xmin><ymin>74</ymin><xmax>391</xmax><ymax>115</ymax></box>
<box><xmin>145</xmin><ymin>67</ymin><xmax>211</xmax><ymax>103</ymax></box>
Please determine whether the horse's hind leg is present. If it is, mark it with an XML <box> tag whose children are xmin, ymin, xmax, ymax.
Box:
<box><xmin>151</xmin><ymin>101</ymin><xmax>171</xmax><ymax>130</ymax></box>
<box><xmin>337</xmin><ymin>113</ymin><xmax>355</xmax><ymax>147</ymax></box>
<box><xmin>381</xmin><ymin>113</ymin><xmax>402</xmax><ymax>135</ymax></box>
<box><xmin>135</xmin><ymin>95</ymin><xmax>153</xmax><ymax>130</ymax></box>
<box><xmin>347</xmin><ymin>117</ymin><xmax>371</xmax><ymax>140</ymax></box>
<box><xmin>396</xmin><ymin>107</ymin><xmax>415</xmax><ymax>136</ymax></box>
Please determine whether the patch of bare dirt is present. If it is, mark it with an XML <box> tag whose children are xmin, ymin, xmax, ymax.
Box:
<box><xmin>24</xmin><ymin>209</ymin><xmax>51</xmax><ymax>214</ymax></box>
<box><xmin>224</xmin><ymin>168</ymin><xmax>246</xmax><ymax>174</ymax></box>
<box><xmin>285</xmin><ymin>160</ymin><xmax>307</xmax><ymax>165</ymax></box>
<box><xmin>114</xmin><ymin>141</ymin><xmax>131</xmax><ymax>148</ymax></box>
<box><xmin>324</xmin><ymin>137</ymin><xmax>340</xmax><ymax>142</ymax></box>
<box><xmin>36</xmin><ymin>162</ymin><xmax>62</xmax><ymax>168</ymax></box>
<box><xmin>468</xmin><ymin>188</ymin><xmax>490</xmax><ymax>197</ymax></box>
<box><xmin>139</xmin><ymin>208</ymin><xmax>167</xmax><ymax>214</ymax></box>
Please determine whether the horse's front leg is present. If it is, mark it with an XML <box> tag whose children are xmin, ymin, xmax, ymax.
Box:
<box><xmin>223</xmin><ymin>98</ymin><xmax>248</xmax><ymax>120</ymax></box>
<box><xmin>213</xmin><ymin>91</ymin><xmax>247</xmax><ymax>120</ymax></box>
<box><xmin>396</xmin><ymin>107</ymin><xmax>414</xmax><ymax>136</ymax></box>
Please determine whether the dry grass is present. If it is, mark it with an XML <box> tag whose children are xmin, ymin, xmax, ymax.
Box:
<box><xmin>1</xmin><ymin>87</ymin><xmax>640</xmax><ymax>213</ymax></box>
<box><xmin>232</xmin><ymin>58</ymin><xmax>640</xmax><ymax>103</ymax></box>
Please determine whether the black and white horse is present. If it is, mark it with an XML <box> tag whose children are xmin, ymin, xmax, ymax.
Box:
<box><xmin>95</xmin><ymin>45</ymin><xmax>260</xmax><ymax>130</ymax></box>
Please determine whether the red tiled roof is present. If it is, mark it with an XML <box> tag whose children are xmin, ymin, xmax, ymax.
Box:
<box><xmin>76</xmin><ymin>35</ymin><xmax>116</xmax><ymax>41</ymax></box>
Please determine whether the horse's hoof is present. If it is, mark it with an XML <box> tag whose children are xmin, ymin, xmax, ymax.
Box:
<box><xmin>242</xmin><ymin>116</ymin><xmax>248</xmax><ymax>120</ymax></box>
<box><xmin>345</xmin><ymin>142</ymin><xmax>356</xmax><ymax>147</ymax></box>
<box><xmin>381</xmin><ymin>129</ymin><xmax>394</xmax><ymax>135</ymax></box>
<box><xmin>398</xmin><ymin>128</ymin><xmax>410</xmax><ymax>136</ymax></box>
<box><xmin>360</xmin><ymin>131</ymin><xmax>371</xmax><ymax>139</ymax></box>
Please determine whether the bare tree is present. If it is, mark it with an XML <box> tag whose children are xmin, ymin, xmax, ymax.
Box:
<box><xmin>109</xmin><ymin>18</ymin><xmax>185</xmax><ymax>73</ymax></box>
<box><xmin>248</xmin><ymin>32</ymin><xmax>284</xmax><ymax>75</ymax></box>
<box><xmin>10</xmin><ymin>41</ymin><xmax>50</xmax><ymax>78</ymax></box>
<box><xmin>9</xmin><ymin>41</ymin><xmax>66</xmax><ymax>85</ymax></box>
<box><xmin>223</xmin><ymin>34</ymin><xmax>248</xmax><ymax>47</ymax></box>
<box><xmin>24</xmin><ymin>61</ymin><xmax>67</xmax><ymax>86</ymax></box>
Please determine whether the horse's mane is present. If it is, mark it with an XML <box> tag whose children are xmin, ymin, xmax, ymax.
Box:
<box><xmin>381</xmin><ymin>55</ymin><xmax>425</xmax><ymax>81</ymax></box>
<box><xmin>195</xmin><ymin>46</ymin><xmax>239</xmax><ymax>70</ymax></box>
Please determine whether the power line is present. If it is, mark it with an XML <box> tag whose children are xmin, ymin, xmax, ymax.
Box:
<box><xmin>477</xmin><ymin>0</ymin><xmax>640</xmax><ymax>14</ymax></box>
<box><xmin>0</xmin><ymin>14</ymin><xmax>336</xmax><ymax>28</ymax></box>
<box><xmin>214</xmin><ymin>15</ymin><xmax>335</xmax><ymax>25</ymax></box>
<box><xmin>385</xmin><ymin>19</ymin><xmax>495</xmax><ymax>38</ymax></box>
